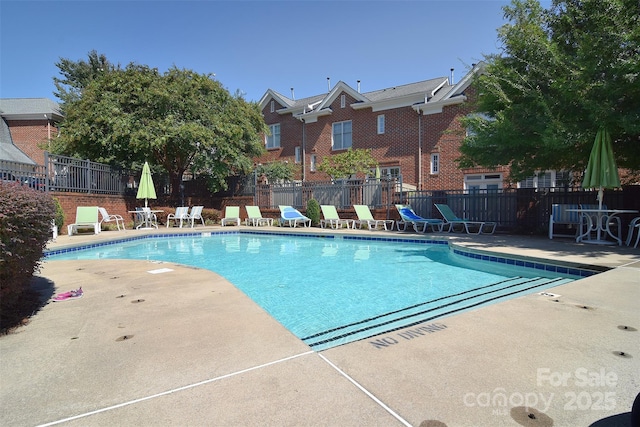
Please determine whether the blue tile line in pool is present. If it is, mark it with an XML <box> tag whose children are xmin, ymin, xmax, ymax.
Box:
<box><xmin>44</xmin><ymin>230</ymin><xmax>602</xmax><ymax>278</ymax></box>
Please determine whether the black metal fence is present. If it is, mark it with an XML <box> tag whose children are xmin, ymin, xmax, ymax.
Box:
<box><xmin>0</xmin><ymin>153</ymin><xmax>131</xmax><ymax>194</ymax></box>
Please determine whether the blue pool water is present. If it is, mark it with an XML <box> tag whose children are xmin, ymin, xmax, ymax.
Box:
<box><xmin>47</xmin><ymin>233</ymin><xmax>586</xmax><ymax>350</ymax></box>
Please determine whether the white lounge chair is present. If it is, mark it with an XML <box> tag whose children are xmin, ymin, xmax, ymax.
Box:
<box><xmin>434</xmin><ymin>203</ymin><xmax>496</xmax><ymax>234</ymax></box>
<box><xmin>320</xmin><ymin>205</ymin><xmax>352</xmax><ymax>229</ymax></box>
<box><xmin>98</xmin><ymin>207</ymin><xmax>125</xmax><ymax>231</ymax></box>
<box><xmin>221</xmin><ymin>206</ymin><xmax>241</xmax><ymax>226</ymax></box>
<box><xmin>353</xmin><ymin>205</ymin><xmax>394</xmax><ymax>230</ymax></box>
<box><xmin>395</xmin><ymin>204</ymin><xmax>443</xmax><ymax>232</ymax></box>
<box><xmin>245</xmin><ymin>206</ymin><xmax>273</xmax><ymax>226</ymax></box>
<box><xmin>166</xmin><ymin>206</ymin><xmax>190</xmax><ymax>228</ymax></box>
<box><xmin>279</xmin><ymin>206</ymin><xmax>311</xmax><ymax>227</ymax></box>
<box><xmin>188</xmin><ymin>206</ymin><xmax>205</xmax><ymax>227</ymax></box>
<box><xmin>67</xmin><ymin>206</ymin><xmax>101</xmax><ymax>235</ymax></box>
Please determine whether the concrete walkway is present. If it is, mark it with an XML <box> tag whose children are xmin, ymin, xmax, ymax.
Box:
<box><xmin>1</xmin><ymin>226</ymin><xmax>638</xmax><ymax>426</ymax></box>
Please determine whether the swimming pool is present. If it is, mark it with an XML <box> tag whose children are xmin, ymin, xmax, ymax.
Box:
<box><xmin>46</xmin><ymin>232</ymin><xmax>596</xmax><ymax>350</ymax></box>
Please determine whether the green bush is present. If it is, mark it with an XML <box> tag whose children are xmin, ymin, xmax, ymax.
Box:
<box><xmin>306</xmin><ymin>199</ymin><xmax>321</xmax><ymax>226</ymax></box>
<box><xmin>53</xmin><ymin>197</ymin><xmax>65</xmax><ymax>231</ymax></box>
<box><xmin>0</xmin><ymin>182</ymin><xmax>56</xmax><ymax>315</ymax></box>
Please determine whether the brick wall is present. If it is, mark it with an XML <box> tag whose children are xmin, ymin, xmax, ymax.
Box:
<box><xmin>53</xmin><ymin>193</ymin><xmax>136</xmax><ymax>234</ymax></box>
<box><xmin>259</xmin><ymin>90</ymin><xmax>509</xmax><ymax>192</ymax></box>
<box><xmin>6</xmin><ymin>119</ymin><xmax>58</xmax><ymax>164</ymax></box>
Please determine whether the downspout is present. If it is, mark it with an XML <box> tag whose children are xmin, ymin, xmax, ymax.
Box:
<box><xmin>417</xmin><ymin>109</ymin><xmax>422</xmax><ymax>191</ymax></box>
<box><xmin>301</xmin><ymin>119</ymin><xmax>306</xmax><ymax>181</ymax></box>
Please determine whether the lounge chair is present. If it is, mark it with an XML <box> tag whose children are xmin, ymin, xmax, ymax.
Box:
<box><xmin>221</xmin><ymin>206</ymin><xmax>241</xmax><ymax>226</ymax></box>
<box><xmin>188</xmin><ymin>206</ymin><xmax>205</xmax><ymax>227</ymax></box>
<box><xmin>353</xmin><ymin>205</ymin><xmax>394</xmax><ymax>231</ymax></box>
<box><xmin>279</xmin><ymin>205</ymin><xmax>311</xmax><ymax>227</ymax></box>
<box><xmin>98</xmin><ymin>207</ymin><xmax>125</xmax><ymax>231</ymax></box>
<box><xmin>395</xmin><ymin>204</ymin><xmax>444</xmax><ymax>232</ymax></box>
<box><xmin>320</xmin><ymin>205</ymin><xmax>353</xmax><ymax>229</ymax></box>
<box><xmin>166</xmin><ymin>206</ymin><xmax>190</xmax><ymax>228</ymax></box>
<box><xmin>245</xmin><ymin>206</ymin><xmax>273</xmax><ymax>226</ymax></box>
<box><xmin>434</xmin><ymin>203</ymin><xmax>496</xmax><ymax>235</ymax></box>
<box><xmin>67</xmin><ymin>206</ymin><xmax>101</xmax><ymax>235</ymax></box>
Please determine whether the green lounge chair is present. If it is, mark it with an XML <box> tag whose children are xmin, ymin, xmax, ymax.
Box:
<box><xmin>67</xmin><ymin>206</ymin><xmax>100</xmax><ymax>235</ymax></box>
<box><xmin>320</xmin><ymin>205</ymin><xmax>353</xmax><ymax>229</ymax></box>
<box><xmin>434</xmin><ymin>203</ymin><xmax>496</xmax><ymax>234</ymax></box>
<box><xmin>353</xmin><ymin>205</ymin><xmax>394</xmax><ymax>231</ymax></box>
<box><xmin>245</xmin><ymin>206</ymin><xmax>273</xmax><ymax>226</ymax></box>
<box><xmin>221</xmin><ymin>206</ymin><xmax>240</xmax><ymax>226</ymax></box>
<box><xmin>395</xmin><ymin>204</ymin><xmax>444</xmax><ymax>232</ymax></box>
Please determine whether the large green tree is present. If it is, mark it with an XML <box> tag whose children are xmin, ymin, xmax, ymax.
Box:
<box><xmin>55</xmin><ymin>62</ymin><xmax>267</xmax><ymax>199</ymax></box>
<box><xmin>458</xmin><ymin>0</ymin><xmax>640</xmax><ymax>183</ymax></box>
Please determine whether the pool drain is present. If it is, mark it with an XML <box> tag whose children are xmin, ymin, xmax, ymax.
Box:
<box><xmin>618</xmin><ymin>325</ymin><xmax>637</xmax><ymax>331</ymax></box>
<box><xmin>613</xmin><ymin>351</ymin><xmax>632</xmax><ymax>358</ymax></box>
<box><xmin>510</xmin><ymin>406</ymin><xmax>553</xmax><ymax>426</ymax></box>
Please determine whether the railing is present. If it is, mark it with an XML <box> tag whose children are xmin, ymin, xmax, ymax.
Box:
<box><xmin>0</xmin><ymin>153</ymin><xmax>130</xmax><ymax>194</ymax></box>
<box><xmin>253</xmin><ymin>178</ymin><xmax>397</xmax><ymax>210</ymax></box>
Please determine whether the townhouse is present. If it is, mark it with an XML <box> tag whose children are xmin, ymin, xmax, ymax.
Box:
<box><xmin>257</xmin><ymin>63</ymin><xmax>510</xmax><ymax>192</ymax></box>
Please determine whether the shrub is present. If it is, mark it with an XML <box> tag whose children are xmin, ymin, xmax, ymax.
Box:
<box><xmin>53</xmin><ymin>197</ymin><xmax>65</xmax><ymax>231</ymax></box>
<box><xmin>306</xmin><ymin>199</ymin><xmax>321</xmax><ymax>226</ymax></box>
<box><xmin>0</xmin><ymin>182</ymin><xmax>56</xmax><ymax>316</ymax></box>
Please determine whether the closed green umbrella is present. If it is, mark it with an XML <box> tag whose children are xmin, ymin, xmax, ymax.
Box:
<box><xmin>136</xmin><ymin>162</ymin><xmax>157</xmax><ymax>208</ymax></box>
<box><xmin>582</xmin><ymin>127</ymin><xmax>620</xmax><ymax>210</ymax></box>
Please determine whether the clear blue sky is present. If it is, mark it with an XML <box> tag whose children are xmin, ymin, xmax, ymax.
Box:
<box><xmin>0</xmin><ymin>0</ymin><xmax>548</xmax><ymax>103</ymax></box>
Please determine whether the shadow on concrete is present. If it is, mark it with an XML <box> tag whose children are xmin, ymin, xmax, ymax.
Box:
<box><xmin>0</xmin><ymin>276</ymin><xmax>55</xmax><ymax>334</ymax></box>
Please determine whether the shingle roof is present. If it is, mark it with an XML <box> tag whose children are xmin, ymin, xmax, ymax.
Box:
<box><xmin>0</xmin><ymin>98</ymin><xmax>63</xmax><ymax>119</ymax></box>
<box><xmin>0</xmin><ymin>117</ymin><xmax>36</xmax><ymax>164</ymax></box>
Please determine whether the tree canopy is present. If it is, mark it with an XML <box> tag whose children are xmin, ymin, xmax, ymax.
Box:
<box><xmin>458</xmin><ymin>0</ymin><xmax>640</xmax><ymax>183</ymax></box>
<box><xmin>53</xmin><ymin>55</ymin><xmax>267</xmax><ymax>199</ymax></box>
<box><xmin>317</xmin><ymin>148</ymin><xmax>378</xmax><ymax>180</ymax></box>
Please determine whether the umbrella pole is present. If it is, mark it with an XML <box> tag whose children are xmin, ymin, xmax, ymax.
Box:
<box><xmin>597</xmin><ymin>187</ymin><xmax>604</xmax><ymax>240</ymax></box>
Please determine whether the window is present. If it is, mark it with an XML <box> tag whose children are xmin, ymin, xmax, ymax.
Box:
<box><xmin>377</xmin><ymin>115</ymin><xmax>385</xmax><ymax>134</ymax></box>
<box><xmin>332</xmin><ymin>121</ymin><xmax>352</xmax><ymax>150</ymax></box>
<box><xmin>295</xmin><ymin>146</ymin><xmax>301</xmax><ymax>163</ymax></box>
<box><xmin>518</xmin><ymin>170</ymin><xmax>571</xmax><ymax>189</ymax></box>
<box><xmin>369</xmin><ymin>166</ymin><xmax>400</xmax><ymax>180</ymax></box>
<box><xmin>310</xmin><ymin>154</ymin><xmax>317</xmax><ymax>172</ymax></box>
<box><xmin>340</xmin><ymin>94</ymin><xmax>346</xmax><ymax>108</ymax></box>
<box><xmin>266</xmin><ymin>124</ymin><xmax>280</xmax><ymax>149</ymax></box>
<box><xmin>464</xmin><ymin>173</ymin><xmax>503</xmax><ymax>191</ymax></box>
<box><xmin>270</xmin><ymin>100</ymin><xmax>275</xmax><ymax>113</ymax></box>
<box><xmin>430</xmin><ymin>153</ymin><xmax>439</xmax><ymax>174</ymax></box>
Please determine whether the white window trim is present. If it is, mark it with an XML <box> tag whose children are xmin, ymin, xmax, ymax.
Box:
<box><xmin>430</xmin><ymin>153</ymin><xmax>439</xmax><ymax>175</ymax></box>
<box><xmin>377</xmin><ymin>115</ymin><xmax>385</xmax><ymax>134</ymax></box>
<box><xmin>332</xmin><ymin>120</ymin><xmax>352</xmax><ymax>150</ymax></box>
<box><xmin>340</xmin><ymin>94</ymin><xmax>346</xmax><ymax>108</ymax></box>
<box><xmin>310</xmin><ymin>154</ymin><xmax>317</xmax><ymax>172</ymax></box>
<box><xmin>464</xmin><ymin>173</ymin><xmax>503</xmax><ymax>191</ymax></box>
<box><xmin>295</xmin><ymin>146</ymin><xmax>301</xmax><ymax>164</ymax></box>
<box><xmin>270</xmin><ymin>100</ymin><xmax>275</xmax><ymax>113</ymax></box>
<box><xmin>266</xmin><ymin>123</ymin><xmax>280</xmax><ymax>149</ymax></box>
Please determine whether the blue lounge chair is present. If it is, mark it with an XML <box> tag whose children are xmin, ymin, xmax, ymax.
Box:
<box><xmin>395</xmin><ymin>204</ymin><xmax>444</xmax><ymax>232</ymax></box>
<box><xmin>279</xmin><ymin>206</ymin><xmax>311</xmax><ymax>227</ymax></box>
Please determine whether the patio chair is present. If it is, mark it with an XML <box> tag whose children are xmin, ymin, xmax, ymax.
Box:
<box><xmin>166</xmin><ymin>206</ymin><xmax>190</xmax><ymax>228</ymax></box>
<box><xmin>320</xmin><ymin>205</ymin><xmax>353</xmax><ymax>229</ymax></box>
<box><xmin>279</xmin><ymin>206</ymin><xmax>311</xmax><ymax>227</ymax></box>
<box><xmin>188</xmin><ymin>206</ymin><xmax>205</xmax><ymax>227</ymax></box>
<box><xmin>137</xmin><ymin>207</ymin><xmax>158</xmax><ymax>229</ymax></box>
<box><xmin>67</xmin><ymin>206</ymin><xmax>100</xmax><ymax>235</ymax></box>
<box><xmin>353</xmin><ymin>205</ymin><xmax>394</xmax><ymax>231</ymax></box>
<box><xmin>221</xmin><ymin>206</ymin><xmax>241</xmax><ymax>226</ymax></box>
<box><xmin>395</xmin><ymin>204</ymin><xmax>444</xmax><ymax>233</ymax></box>
<box><xmin>98</xmin><ymin>207</ymin><xmax>125</xmax><ymax>231</ymax></box>
<box><xmin>434</xmin><ymin>203</ymin><xmax>496</xmax><ymax>235</ymax></box>
<box><xmin>245</xmin><ymin>206</ymin><xmax>273</xmax><ymax>226</ymax></box>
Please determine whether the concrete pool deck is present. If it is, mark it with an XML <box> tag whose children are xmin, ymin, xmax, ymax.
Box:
<box><xmin>1</xmin><ymin>226</ymin><xmax>638</xmax><ymax>426</ymax></box>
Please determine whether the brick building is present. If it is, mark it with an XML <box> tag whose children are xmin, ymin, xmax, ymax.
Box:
<box><xmin>258</xmin><ymin>63</ymin><xmax>510</xmax><ymax>192</ymax></box>
<box><xmin>0</xmin><ymin>98</ymin><xmax>63</xmax><ymax>165</ymax></box>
